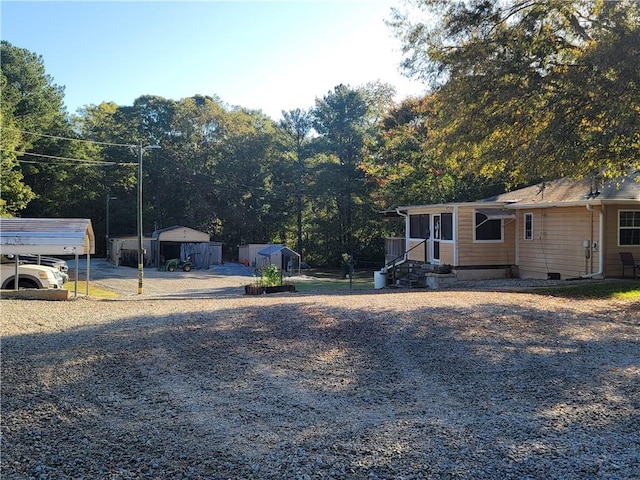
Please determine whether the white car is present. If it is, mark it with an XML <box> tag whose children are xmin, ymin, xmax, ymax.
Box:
<box><xmin>1</xmin><ymin>256</ymin><xmax>65</xmax><ymax>290</ymax></box>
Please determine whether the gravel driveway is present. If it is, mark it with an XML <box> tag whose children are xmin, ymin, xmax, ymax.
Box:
<box><xmin>1</xmin><ymin>264</ymin><xmax>639</xmax><ymax>479</ymax></box>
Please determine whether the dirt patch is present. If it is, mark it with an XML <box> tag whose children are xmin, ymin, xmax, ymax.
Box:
<box><xmin>2</xmin><ymin>290</ymin><xmax>639</xmax><ymax>479</ymax></box>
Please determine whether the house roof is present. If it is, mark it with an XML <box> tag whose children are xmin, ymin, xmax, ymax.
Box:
<box><xmin>481</xmin><ymin>171</ymin><xmax>640</xmax><ymax>206</ymax></box>
<box><xmin>0</xmin><ymin>218</ymin><xmax>95</xmax><ymax>255</ymax></box>
<box><xmin>392</xmin><ymin>172</ymin><xmax>640</xmax><ymax>213</ymax></box>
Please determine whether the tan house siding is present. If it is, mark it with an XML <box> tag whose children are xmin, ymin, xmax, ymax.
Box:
<box><xmin>407</xmin><ymin>239</ymin><xmax>428</xmax><ymax>262</ymax></box>
<box><xmin>456</xmin><ymin>206</ymin><xmax>516</xmax><ymax>266</ymax></box>
<box><xmin>516</xmin><ymin>209</ymin><xmax>547</xmax><ymax>278</ymax></box>
<box><xmin>439</xmin><ymin>242</ymin><xmax>455</xmax><ymax>265</ymax></box>
<box><xmin>517</xmin><ymin>207</ymin><xmax>599</xmax><ymax>279</ymax></box>
<box><xmin>392</xmin><ymin>173</ymin><xmax>639</xmax><ymax>280</ymax></box>
<box><xmin>604</xmin><ymin>203</ymin><xmax>640</xmax><ymax>277</ymax></box>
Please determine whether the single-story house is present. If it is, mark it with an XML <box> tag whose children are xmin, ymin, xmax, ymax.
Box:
<box><xmin>238</xmin><ymin>244</ymin><xmax>301</xmax><ymax>273</ymax></box>
<box><xmin>386</xmin><ymin>172</ymin><xmax>640</xmax><ymax>280</ymax></box>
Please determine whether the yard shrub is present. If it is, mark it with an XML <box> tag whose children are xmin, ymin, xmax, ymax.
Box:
<box><xmin>261</xmin><ymin>265</ymin><xmax>282</xmax><ymax>287</ymax></box>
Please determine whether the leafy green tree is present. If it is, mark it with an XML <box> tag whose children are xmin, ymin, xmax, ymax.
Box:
<box><xmin>1</xmin><ymin>41</ymin><xmax>69</xmax><ymax>216</ymax></box>
<box><xmin>280</xmin><ymin>108</ymin><xmax>313</xmax><ymax>257</ymax></box>
<box><xmin>70</xmin><ymin>102</ymin><xmax>140</xmax><ymax>249</ymax></box>
<box><xmin>0</xmin><ymin>42</ymin><xmax>116</xmax><ymax>226</ymax></box>
<box><xmin>389</xmin><ymin>0</ymin><xmax>640</xmax><ymax>183</ymax></box>
<box><xmin>0</xmin><ymin>75</ymin><xmax>34</xmax><ymax>217</ymax></box>
<box><xmin>312</xmin><ymin>84</ymin><xmax>372</xmax><ymax>261</ymax></box>
<box><xmin>364</xmin><ymin>95</ymin><xmax>512</xmax><ymax>212</ymax></box>
<box><xmin>73</xmin><ymin>94</ymin><xmax>290</xmax><ymax>257</ymax></box>
<box><xmin>364</xmin><ymin>96</ymin><xmax>452</xmax><ymax>207</ymax></box>
<box><xmin>213</xmin><ymin>107</ymin><xmax>286</xmax><ymax>248</ymax></box>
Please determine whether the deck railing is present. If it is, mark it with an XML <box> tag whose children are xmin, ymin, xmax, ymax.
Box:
<box><xmin>385</xmin><ymin>237</ymin><xmax>406</xmax><ymax>266</ymax></box>
<box><xmin>384</xmin><ymin>237</ymin><xmax>428</xmax><ymax>286</ymax></box>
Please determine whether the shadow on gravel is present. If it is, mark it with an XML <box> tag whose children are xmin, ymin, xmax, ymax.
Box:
<box><xmin>2</xmin><ymin>296</ymin><xmax>638</xmax><ymax>479</ymax></box>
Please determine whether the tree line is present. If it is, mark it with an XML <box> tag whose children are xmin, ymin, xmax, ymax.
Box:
<box><xmin>2</xmin><ymin>1</ymin><xmax>638</xmax><ymax>266</ymax></box>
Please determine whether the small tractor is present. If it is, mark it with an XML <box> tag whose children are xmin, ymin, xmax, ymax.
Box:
<box><xmin>164</xmin><ymin>257</ymin><xmax>193</xmax><ymax>272</ymax></box>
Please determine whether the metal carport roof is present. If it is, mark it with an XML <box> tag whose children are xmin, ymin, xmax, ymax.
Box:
<box><xmin>0</xmin><ymin>218</ymin><xmax>95</xmax><ymax>297</ymax></box>
<box><xmin>0</xmin><ymin>218</ymin><xmax>95</xmax><ymax>255</ymax></box>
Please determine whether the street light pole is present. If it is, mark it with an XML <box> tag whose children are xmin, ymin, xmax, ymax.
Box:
<box><xmin>137</xmin><ymin>143</ymin><xmax>160</xmax><ymax>295</ymax></box>
<box><xmin>106</xmin><ymin>194</ymin><xmax>117</xmax><ymax>258</ymax></box>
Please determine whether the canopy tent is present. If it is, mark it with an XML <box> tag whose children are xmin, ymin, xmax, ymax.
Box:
<box><xmin>257</xmin><ymin>245</ymin><xmax>301</xmax><ymax>275</ymax></box>
<box><xmin>0</xmin><ymin>218</ymin><xmax>95</xmax><ymax>297</ymax></box>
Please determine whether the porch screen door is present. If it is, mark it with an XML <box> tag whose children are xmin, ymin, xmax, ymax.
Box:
<box><xmin>432</xmin><ymin>215</ymin><xmax>441</xmax><ymax>262</ymax></box>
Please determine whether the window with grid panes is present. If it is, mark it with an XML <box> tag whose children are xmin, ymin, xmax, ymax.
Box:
<box><xmin>619</xmin><ymin>210</ymin><xmax>640</xmax><ymax>245</ymax></box>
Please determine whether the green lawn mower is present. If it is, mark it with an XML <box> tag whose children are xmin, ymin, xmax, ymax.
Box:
<box><xmin>163</xmin><ymin>257</ymin><xmax>193</xmax><ymax>272</ymax></box>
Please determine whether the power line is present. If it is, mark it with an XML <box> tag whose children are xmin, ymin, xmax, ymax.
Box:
<box><xmin>8</xmin><ymin>150</ymin><xmax>135</xmax><ymax>166</ymax></box>
<box><xmin>13</xmin><ymin>151</ymin><xmax>114</xmax><ymax>164</ymax></box>
<box><xmin>15</xmin><ymin>159</ymin><xmax>112</xmax><ymax>167</ymax></box>
<box><xmin>9</xmin><ymin>131</ymin><xmax>320</xmax><ymax>199</ymax></box>
<box><xmin>10</xmin><ymin>128</ymin><xmax>135</xmax><ymax>148</ymax></box>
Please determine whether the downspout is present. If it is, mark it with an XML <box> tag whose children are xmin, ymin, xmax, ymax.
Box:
<box><xmin>396</xmin><ymin>207</ymin><xmax>409</xmax><ymax>263</ymax></box>
<box><xmin>453</xmin><ymin>205</ymin><xmax>458</xmax><ymax>267</ymax></box>
<box><xmin>582</xmin><ymin>203</ymin><xmax>604</xmax><ymax>278</ymax></box>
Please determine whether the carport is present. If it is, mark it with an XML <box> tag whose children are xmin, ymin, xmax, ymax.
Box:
<box><xmin>0</xmin><ymin>218</ymin><xmax>95</xmax><ymax>297</ymax></box>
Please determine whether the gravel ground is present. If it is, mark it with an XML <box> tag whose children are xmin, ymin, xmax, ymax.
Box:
<box><xmin>1</xmin><ymin>264</ymin><xmax>639</xmax><ymax>479</ymax></box>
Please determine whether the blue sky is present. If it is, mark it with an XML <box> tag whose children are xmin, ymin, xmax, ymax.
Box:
<box><xmin>1</xmin><ymin>0</ymin><xmax>426</xmax><ymax>119</ymax></box>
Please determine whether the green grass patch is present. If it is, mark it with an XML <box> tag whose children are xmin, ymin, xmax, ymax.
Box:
<box><xmin>63</xmin><ymin>281</ymin><xmax>120</xmax><ymax>298</ymax></box>
<box><xmin>533</xmin><ymin>280</ymin><xmax>640</xmax><ymax>300</ymax></box>
<box><xmin>291</xmin><ymin>269</ymin><xmax>374</xmax><ymax>293</ymax></box>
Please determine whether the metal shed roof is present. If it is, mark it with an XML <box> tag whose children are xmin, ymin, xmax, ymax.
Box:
<box><xmin>0</xmin><ymin>218</ymin><xmax>95</xmax><ymax>255</ymax></box>
<box><xmin>257</xmin><ymin>245</ymin><xmax>299</xmax><ymax>258</ymax></box>
<box><xmin>152</xmin><ymin>225</ymin><xmax>210</xmax><ymax>242</ymax></box>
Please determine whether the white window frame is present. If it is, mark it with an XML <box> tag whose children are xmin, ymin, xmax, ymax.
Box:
<box><xmin>618</xmin><ymin>209</ymin><xmax>640</xmax><ymax>246</ymax></box>
<box><xmin>409</xmin><ymin>213</ymin><xmax>430</xmax><ymax>240</ymax></box>
<box><xmin>473</xmin><ymin>210</ymin><xmax>504</xmax><ymax>243</ymax></box>
<box><xmin>524</xmin><ymin>213</ymin><xmax>534</xmax><ymax>241</ymax></box>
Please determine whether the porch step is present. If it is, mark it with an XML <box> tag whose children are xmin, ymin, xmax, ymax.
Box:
<box><xmin>389</xmin><ymin>264</ymin><xmax>430</xmax><ymax>288</ymax></box>
<box><xmin>398</xmin><ymin>274</ymin><xmax>422</xmax><ymax>288</ymax></box>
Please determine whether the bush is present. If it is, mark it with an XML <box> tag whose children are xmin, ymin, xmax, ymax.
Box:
<box><xmin>436</xmin><ymin>264</ymin><xmax>452</xmax><ymax>274</ymax></box>
<box><xmin>260</xmin><ymin>265</ymin><xmax>282</xmax><ymax>287</ymax></box>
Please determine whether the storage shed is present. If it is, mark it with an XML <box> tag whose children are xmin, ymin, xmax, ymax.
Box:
<box><xmin>108</xmin><ymin>236</ymin><xmax>153</xmax><ymax>267</ymax></box>
<box><xmin>151</xmin><ymin>225</ymin><xmax>220</xmax><ymax>269</ymax></box>
<box><xmin>238</xmin><ymin>244</ymin><xmax>300</xmax><ymax>273</ymax></box>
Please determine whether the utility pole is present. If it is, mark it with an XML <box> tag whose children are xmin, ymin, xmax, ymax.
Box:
<box><xmin>137</xmin><ymin>143</ymin><xmax>160</xmax><ymax>294</ymax></box>
<box><xmin>106</xmin><ymin>194</ymin><xmax>117</xmax><ymax>258</ymax></box>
